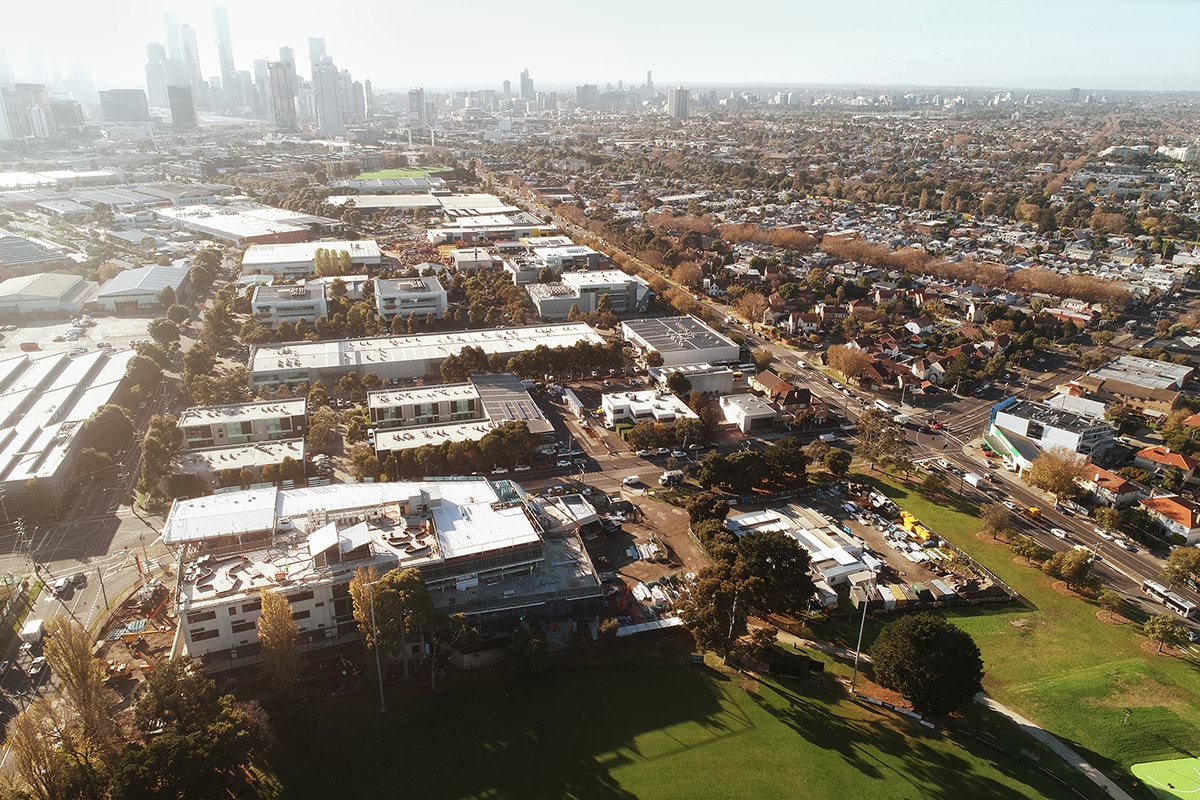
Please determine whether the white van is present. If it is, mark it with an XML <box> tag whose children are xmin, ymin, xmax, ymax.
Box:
<box><xmin>622</xmin><ymin>475</ymin><xmax>642</xmax><ymax>486</ymax></box>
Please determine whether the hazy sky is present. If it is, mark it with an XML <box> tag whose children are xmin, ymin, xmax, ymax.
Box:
<box><xmin>2</xmin><ymin>0</ymin><xmax>1199</xmax><ymax>93</ymax></box>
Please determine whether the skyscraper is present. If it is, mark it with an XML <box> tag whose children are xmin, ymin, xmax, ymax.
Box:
<box><xmin>502</xmin><ymin>79</ymin><xmax>511</xmax><ymax>98</ymax></box>
<box><xmin>576</xmin><ymin>84</ymin><xmax>598</xmax><ymax>109</ymax></box>
<box><xmin>167</xmin><ymin>85</ymin><xmax>197</xmax><ymax>128</ymax></box>
<box><xmin>364</xmin><ymin>79</ymin><xmax>373</xmax><ymax>118</ymax></box>
<box><xmin>313</xmin><ymin>60</ymin><xmax>345</xmax><ymax>136</ymax></box>
<box><xmin>213</xmin><ymin>7</ymin><xmax>240</xmax><ymax>108</ymax></box>
<box><xmin>178</xmin><ymin>24</ymin><xmax>207</xmax><ymax>109</ymax></box>
<box><xmin>99</xmin><ymin>89</ymin><xmax>150</xmax><ymax>122</ymax></box>
<box><xmin>0</xmin><ymin>83</ymin><xmax>55</xmax><ymax>140</ymax></box>
<box><xmin>1068</xmin><ymin>87</ymin><xmax>1082</xmax><ymax>103</ymax></box>
<box><xmin>667</xmin><ymin>87</ymin><xmax>689</xmax><ymax>119</ymax></box>
<box><xmin>308</xmin><ymin>38</ymin><xmax>326</xmax><ymax>79</ymax></box>
<box><xmin>268</xmin><ymin>61</ymin><xmax>297</xmax><ymax>131</ymax></box>
<box><xmin>520</xmin><ymin>69</ymin><xmax>533</xmax><ymax>100</ymax></box>
<box><xmin>144</xmin><ymin>43</ymin><xmax>170</xmax><ymax>107</ymax></box>
<box><xmin>253</xmin><ymin>59</ymin><xmax>271</xmax><ymax>118</ymax></box>
<box><xmin>408</xmin><ymin>88</ymin><xmax>426</xmax><ymax>126</ymax></box>
<box><xmin>298</xmin><ymin>80</ymin><xmax>316</xmax><ymax>123</ymax></box>
<box><xmin>352</xmin><ymin>81</ymin><xmax>366</xmax><ymax>119</ymax></box>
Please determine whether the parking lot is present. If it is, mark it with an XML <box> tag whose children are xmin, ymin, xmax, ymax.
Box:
<box><xmin>0</xmin><ymin>314</ymin><xmax>153</xmax><ymax>357</ymax></box>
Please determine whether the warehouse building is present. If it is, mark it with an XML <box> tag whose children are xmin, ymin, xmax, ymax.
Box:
<box><xmin>0</xmin><ymin>272</ymin><xmax>94</xmax><ymax>319</ymax></box>
<box><xmin>95</xmin><ymin>264</ymin><xmax>190</xmax><ymax>313</ymax></box>
<box><xmin>249</xmin><ymin>323</ymin><xmax>604</xmax><ymax>387</ymax></box>
<box><xmin>240</xmin><ymin>240</ymin><xmax>382</xmax><ymax>278</ymax></box>
<box><xmin>156</xmin><ymin>203</ymin><xmax>343</xmax><ymax>245</ymax></box>
<box><xmin>621</xmin><ymin>315</ymin><xmax>740</xmax><ymax>367</ymax></box>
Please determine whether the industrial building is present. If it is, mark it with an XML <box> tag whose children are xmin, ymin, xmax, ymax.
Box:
<box><xmin>155</xmin><ymin>202</ymin><xmax>343</xmax><ymax>245</ymax></box>
<box><xmin>240</xmin><ymin>240</ymin><xmax>382</xmax><ymax>278</ymax></box>
<box><xmin>95</xmin><ymin>264</ymin><xmax>190</xmax><ymax>313</ymax></box>
<box><xmin>0</xmin><ymin>273</ymin><xmax>94</xmax><ymax>319</ymax></box>
<box><xmin>164</xmin><ymin>479</ymin><xmax>603</xmax><ymax>672</ymax></box>
<box><xmin>249</xmin><ymin>323</ymin><xmax>604</xmax><ymax>387</ymax></box>
<box><xmin>727</xmin><ymin>504</ymin><xmax>874</xmax><ymax>588</ymax></box>
<box><xmin>621</xmin><ymin>315</ymin><xmax>740</xmax><ymax>367</ymax></box>
<box><xmin>0</xmin><ymin>230</ymin><xmax>76</xmax><ymax>276</ymax></box>
<box><xmin>251</xmin><ymin>283</ymin><xmax>328</xmax><ymax>327</ymax></box>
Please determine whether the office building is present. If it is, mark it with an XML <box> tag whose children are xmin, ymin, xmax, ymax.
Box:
<box><xmin>268</xmin><ymin>61</ymin><xmax>297</xmax><ymax>131</ymax></box>
<box><xmin>527</xmin><ymin>270</ymin><xmax>651</xmax><ymax>320</ymax></box>
<box><xmin>313</xmin><ymin>61</ymin><xmax>345</xmax><ymax>136</ymax></box>
<box><xmin>0</xmin><ymin>83</ymin><xmax>55</xmax><ymax>140</ymax></box>
<box><xmin>351</xmin><ymin>81</ymin><xmax>366</xmax><ymax>120</ymax></box>
<box><xmin>307</xmin><ymin>37</ymin><xmax>326</xmax><ymax>78</ymax></box>
<box><xmin>667</xmin><ymin>87</ymin><xmax>689</xmax><ymax>119</ymax></box>
<box><xmin>180</xmin><ymin>398</ymin><xmax>307</xmax><ymax>450</ymax></box>
<box><xmin>178</xmin><ymin>24</ymin><xmax>206</xmax><ymax>109</ymax></box>
<box><xmin>167</xmin><ymin>85</ymin><xmax>197</xmax><ymax>128</ymax></box>
<box><xmin>99</xmin><ymin>89</ymin><xmax>150</xmax><ymax>122</ymax></box>
<box><xmin>520</xmin><ymin>69</ymin><xmax>533</xmax><ymax>100</ymax></box>
<box><xmin>252</xmin><ymin>59</ymin><xmax>270</xmax><ymax>118</ymax></box>
<box><xmin>576</xmin><ymin>84</ymin><xmax>598</xmax><ymax>109</ymax></box>
<box><xmin>373</xmin><ymin>276</ymin><xmax>448</xmax><ymax>320</ymax></box>
<box><xmin>369</xmin><ymin>373</ymin><xmax>554</xmax><ymax>455</ymax></box>
<box><xmin>144</xmin><ymin>43</ymin><xmax>171</xmax><ymax>107</ymax></box>
<box><xmin>364</xmin><ymin>79</ymin><xmax>373</xmax><ymax>118</ymax></box>
<box><xmin>502</xmin><ymin>79</ymin><xmax>511</xmax><ymax>98</ymax></box>
<box><xmin>251</xmin><ymin>283</ymin><xmax>328</xmax><ymax>327</ymax></box>
<box><xmin>165</xmin><ymin>479</ymin><xmax>602</xmax><ymax>672</ymax></box>
<box><xmin>601</xmin><ymin>389</ymin><xmax>698</xmax><ymax>429</ymax></box>
<box><xmin>986</xmin><ymin>397</ymin><xmax>1114</xmax><ymax>473</ymax></box>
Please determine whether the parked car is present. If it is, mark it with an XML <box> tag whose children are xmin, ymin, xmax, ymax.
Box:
<box><xmin>670</xmin><ymin>449</ymin><xmax>688</xmax><ymax>458</ymax></box>
<box><xmin>514</xmin><ymin>464</ymin><xmax>532</xmax><ymax>473</ymax></box>
<box><xmin>490</xmin><ymin>467</ymin><xmax>508</xmax><ymax>475</ymax></box>
<box><xmin>636</xmin><ymin>449</ymin><xmax>654</xmax><ymax>457</ymax></box>
<box><xmin>27</xmin><ymin>656</ymin><xmax>47</xmax><ymax>678</ymax></box>
<box><xmin>555</xmin><ymin>460</ymin><xmax>571</xmax><ymax>468</ymax></box>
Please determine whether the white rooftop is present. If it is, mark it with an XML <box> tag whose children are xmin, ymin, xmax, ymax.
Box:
<box><xmin>179</xmin><ymin>398</ymin><xmax>306</xmax><ymax>428</ymax></box>
<box><xmin>178</xmin><ymin>439</ymin><xmax>305</xmax><ymax>473</ymax></box>
<box><xmin>241</xmin><ymin>239</ymin><xmax>381</xmax><ymax>267</ymax></box>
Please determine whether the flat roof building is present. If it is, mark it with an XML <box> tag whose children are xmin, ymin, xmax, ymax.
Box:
<box><xmin>601</xmin><ymin>389</ymin><xmax>698</xmax><ymax>429</ymax></box>
<box><xmin>249</xmin><ymin>323</ymin><xmax>604</xmax><ymax>387</ymax></box>
<box><xmin>988</xmin><ymin>396</ymin><xmax>1114</xmax><ymax>464</ymax></box>
<box><xmin>1091</xmin><ymin>355</ymin><xmax>1193</xmax><ymax>390</ymax></box>
<box><xmin>719</xmin><ymin>393</ymin><xmax>778</xmax><ymax>433</ymax></box>
<box><xmin>179</xmin><ymin>398</ymin><xmax>307</xmax><ymax>450</ymax></box>
<box><xmin>369</xmin><ymin>373</ymin><xmax>553</xmax><ymax>455</ymax></box>
<box><xmin>251</xmin><ymin>283</ymin><xmax>328</xmax><ymax>328</ymax></box>
<box><xmin>528</xmin><ymin>270</ymin><xmax>651</xmax><ymax>320</ymax></box>
<box><xmin>156</xmin><ymin>203</ymin><xmax>343</xmax><ymax>245</ymax></box>
<box><xmin>0</xmin><ymin>230</ymin><xmax>75</xmax><ymax>276</ymax></box>
<box><xmin>165</xmin><ymin>479</ymin><xmax>602</xmax><ymax>671</ymax></box>
<box><xmin>373</xmin><ymin>276</ymin><xmax>447</xmax><ymax>320</ymax></box>
<box><xmin>728</xmin><ymin>503</ymin><xmax>870</xmax><ymax>587</ymax></box>
<box><xmin>240</xmin><ymin>239</ymin><xmax>382</xmax><ymax>278</ymax></box>
<box><xmin>621</xmin><ymin>315</ymin><xmax>739</xmax><ymax>367</ymax></box>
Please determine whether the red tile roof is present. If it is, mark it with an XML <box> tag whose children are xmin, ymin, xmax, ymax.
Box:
<box><xmin>1137</xmin><ymin>446</ymin><xmax>1199</xmax><ymax>471</ymax></box>
<box><xmin>1083</xmin><ymin>466</ymin><xmax>1135</xmax><ymax>495</ymax></box>
<box><xmin>1141</xmin><ymin>495</ymin><xmax>1200</xmax><ymax>530</ymax></box>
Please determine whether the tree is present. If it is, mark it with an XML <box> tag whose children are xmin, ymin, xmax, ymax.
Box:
<box><xmin>665</xmin><ymin>372</ymin><xmax>692</xmax><ymax>397</ymax></box>
<box><xmin>166</xmin><ymin>303</ymin><xmax>190</xmax><ymax>325</ymax></box>
<box><xmin>1163</xmin><ymin>547</ymin><xmax>1200</xmax><ymax>589</ymax></box>
<box><xmin>724</xmin><ymin>450</ymin><xmax>769</xmax><ymax>493</ymax></box>
<box><xmin>763</xmin><ymin>437</ymin><xmax>809</xmax><ymax>485</ymax></box>
<box><xmin>257</xmin><ymin>588</ymin><xmax>300</xmax><ymax>694</ymax></box>
<box><xmin>1094</xmin><ymin>506</ymin><xmax>1121</xmax><ymax>534</ymax></box>
<box><xmin>505</xmin><ymin>625</ymin><xmax>546</xmax><ymax>674</ymax></box>
<box><xmin>148</xmin><ymin>317</ymin><xmax>180</xmax><ymax>347</ymax></box>
<box><xmin>871</xmin><ymin>613</ymin><xmax>984</xmax><ymax>715</ymax></box>
<box><xmin>279</xmin><ymin>456</ymin><xmax>306</xmax><ymax>484</ymax></box>
<box><xmin>919</xmin><ymin>472</ymin><xmax>948</xmax><ymax>497</ymax></box>
<box><xmin>158</xmin><ymin>285</ymin><xmax>177</xmax><ymax>309</ymax></box>
<box><xmin>751</xmin><ymin>348</ymin><xmax>773</xmax><ymax>372</ymax></box>
<box><xmin>826</xmin><ymin>345</ymin><xmax>872</xmax><ymax>381</ymax></box>
<box><xmin>733</xmin><ymin>292</ymin><xmax>769</xmax><ymax>326</ymax></box>
<box><xmin>91</xmin><ymin>202</ymin><xmax>113</xmax><ymax>225</ymax></box>
<box><xmin>679</xmin><ymin>559</ymin><xmax>752</xmax><ymax>658</ymax></box>
<box><xmin>42</xmin><ymin>618</ymin><xmax>117</xmax><ymax>789</ymax></box>
<box><xmin>348</xmin><ymin>565</ymin><xmax>382</xmax><ymax>649</ymax></box>
<box><xmin>854</xmin><ymin>409</ymin><xmax>910</xmax><ymax>472</ymax></box>
<box><xmin>1010</xmin><ymin>535</ymin><xmax>1051</xmax><ymax>563</ymax></box>
<box><xmin>1097</xmin><ymin>589</ymin><xmax>1125</xmax><ymax>618</ymax></box>
<box><xmin>373</xmin><ymin>568</ymin><xmax>434</xmax><ymax>678</ymax></box>
<box><xmin>1025</xmin><ymin>447</ymin><xmax>1086</xmax><ymax>500</ymax></box>
<box><xmin>80</xmin><ymin>404</ymin><xmax>135</xmax><ymax>457</ymax></box>
<box><xmin>979</xmin><ymin>502</ymin><xmax>1016</xmax><ymax>541</ymax></box>
<box><xmin>1144</xmin><ymin>614</ymin><xmax>1185</xmax><ymax>652</ymax></box>
<box><xmin>823</xmin><ymin>448</ymin><xmax>852</xmax><ymax>476</ymax></box>
<box><xmin>686</xmin><ymin>492</ymin><xmax>730</xmax><ymax>525</ymax></box>
<box><xmin>125</xmin><ymin>354</ymin><xmax>163</xmax><ymax>390</ymax></box>
<box><xmin>736</xmin><ymin>530</ymin><xmax>815</xmax><ymax>614</ymax></box>
<box><xmin>6</xmin><ymin>698</ymin><xmax>75</xmax><ymax>800</ymax></box>
<box><xmin>1043</xmin><ymin>547</ymin><xmax>1096</xmax><ymax>590</ymax></box>
<box><xmin>349</xmin><ymin>443</ymin><xmax>381</xmax><ymax>479</ymax></box>
<box><xmin>306</xmin><ymin>406</ymin><xmax>338</xmax><ymax>454</ymax></box>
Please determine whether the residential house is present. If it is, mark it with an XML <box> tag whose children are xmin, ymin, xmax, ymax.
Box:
<box><xmin>904</xmin><ymin>315</ymin><xmax>934</xmax><ymax>336</ymax></box>
<box><xmin>1078</xmin><ymin>465</ymin><xmax>1143</xmax><ymax>508</ymax></box>
<box><xmin>1134</xmin><ymin>445</ymin><xmax>1198</xmax><ymax>484</ymax></box>
<box><xmin>1139</xmin><ymin>495</ymin><xmax>1200</xmax><ymax>544</ymax></box>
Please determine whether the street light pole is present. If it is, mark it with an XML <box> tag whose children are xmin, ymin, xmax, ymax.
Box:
<box><xmin>850</xmin><ymin>580</ymin><xmax>874</xmax><ymax>693</ymax></box>
<box><xmin>368</xmin><ymin>582</ymin><xmax>386</xmax><ymax>714</ymax></box>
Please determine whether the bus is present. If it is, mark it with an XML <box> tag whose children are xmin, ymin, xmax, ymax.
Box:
<box><xmin>874</xmin><ymin>399</ymin><xmax>892</xmax><ymax>413</ymax></box>
<box><xmin>1142</xmin><ymin>580</ymin><xmax>1200</xmax><ymax>620</ymax></box>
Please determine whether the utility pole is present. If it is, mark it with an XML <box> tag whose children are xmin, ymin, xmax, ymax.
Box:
<box><xmin>851</xmin><ymin>580</ymin><xmax>875</xmax><ymax>693</ymax></box>
<box><xmin>95</xmin><ymin>565</ymin><xmax>109</xmax><ymax>611</ymax></box>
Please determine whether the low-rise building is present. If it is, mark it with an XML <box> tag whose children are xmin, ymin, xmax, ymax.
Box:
<box><xmin>164</xmin><ymin>480</ymin><xmax>603</xmax><ymax>672</ymax></box>
<box><xmin>649</xmin><ymin>363</ymin><xmax>736</xmax><ymax>396</ymax></box>
<box><xmin>1140</xmin><ymin>495</ymin><xmax>1200</xmax><ymax>544</ymax></box>
<box><xmin>449</xmin><ymin>247</ymin><xmax>499</xmax><ymax>273</ymax></box>
<box><xmin>0</xmin><ymin>273</ymin><xmax>94</xmax><ymax>319</ymax></box>
<box><xmin>719</xmin><ymin>393</ymin><xmax>778</xmax><ymax>433</ymax></box>
<box><xmin>988</xmin><ymin>397</ymin><xmax>1114</xmax><ymax>458</ymax></box>
<box><xmin>179</xmin><ymin>399</ymin><xmax>307</xmax><ymax>450</ymax></box>
<box><xmin>532</xmin><ymin>244</ymin><xmax>601</xmax><ymax>270</ymax></box>
<box><xmin>240</xmin><ymin>240</ymin><xmax>382</xmax><ymax>278</ymax></box>
<box><xmin>1078</xmin><ymin>465</ymin><xmax>1143</xmax><ymax>508</ymax></box>
<box><xmin>373</xmin><ymin>276</ymin><xmax>447</xmax><ymax>320</ymax></box>
<box><xmin>621</xmin><ymin>315</ymin><xmax>740</xmax><ymax>367</ymax></box>
<box><xmin>527</xmin><ymin>270</ymin><xmax>651</xmax><ymax>320</ymax></box>
<box><xmin>1134</xmin><ymin>445</ymin><xmax>1198</xmax><ymax>484</ymax></box>
<box><xmin>601</xmin><ymin>390</ymin><xmax>698</xmax><ymax>428</ymax></box>
<box><xmin>251</xmin><ymin>283</ymin><xmax>328</xmax><ymax>327</ymax></box>
<box><xmin>95</xmin><ymin>265</ymin><xmax>190</xmax><ymax>313</ymax></box>
<box><xmin>727</xmin><ymin>504</ymin><xmax>872</xmax><ymax>587</ymax></box>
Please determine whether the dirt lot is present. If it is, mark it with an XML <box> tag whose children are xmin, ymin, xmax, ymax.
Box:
<box><xmin>583</xmin><ymin>496</ymin><xmax>708</xmax><ymax>587</ymax></box>
<box><xmin>3</xmin><ymin>314</ymin><xmax>152</xmax><ymax>356</ymax></box>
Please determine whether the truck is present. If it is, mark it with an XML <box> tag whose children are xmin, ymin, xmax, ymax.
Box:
<box><xmin>20</xmin><ymin>618</ymin><xmax>44</xmax><ymax>644</ymax></box>
<box><xmin>1024</xmin><ymin>506</ymin><xmax>1042</xmax><ymax>519</ymax></box>
<box><xmin>19</xmin><ymin>342</ymin><xmax>40</xmax><ymax>352</ymax></box>
<box><xmin>659</xmin><ymin>469</ymin><xmax>684</xmax><ymax>487</ymax></box>
<box><xmin>964</xmin><ymin>473</ymin><xmax>984</xmax><ymax>488</ymax></box>
<box><xmin>818</xmin><ymin>433</ymin><xmax>838</xmax><ymax>443</ymax></box>
<box><xmin>893</xmin><ymin>413</ymin><xmax>910</xmax><ymax>426</ymax></box>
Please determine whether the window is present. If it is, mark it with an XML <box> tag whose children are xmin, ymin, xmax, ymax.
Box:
<box><xmin>187</xmin><ymin>610</ymin><xmax>217</xmax><ymax>624</ymax></box>
<box><xmin>241</xmin><ymin>601</ymin><xmax>261</xmax><ymax>614</ymax></box>
<box><xmin>190</xmin><ymin>628</ymin><xmax>220</xmax><ymax>641</ymax></box>
<box><xmin>228</xmin><ymin>607</ymin><xmax>237</xmax><ymax>616</ymax></box>
<box><xmin>232</xmin><ymin>621</ymin><xmax>257</xmax><ymax>634</ymax></box>
<box><xmin>293</xmin><ymin>610</ymin><xmax>311</xmax><ymax>620</ymax></box>
<box><xmin>287</xmin><ymin>591</ymin><xmax>314</xmax><ymax>604</ymax></box>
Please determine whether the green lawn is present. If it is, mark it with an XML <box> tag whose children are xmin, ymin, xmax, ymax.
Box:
<box><xmin>280</xmin><ymin>666</ymin><xmax>1081</xmax><ymax>800</ymax></box>
<box><xmin>354</xmin><ymin>166</ymin><xmax>450</xmax><ymax>179</ymax></box>
<box><xmin>842</xmin><ymin>474</ymin><xmax>1200</xmax><ymax>782</ymax></box>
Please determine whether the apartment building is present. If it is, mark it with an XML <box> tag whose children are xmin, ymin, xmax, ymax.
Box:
<box><xmin>373</xmin><ymin>276</ymin><xmax>447</xmax><ymax>319</ymax></box>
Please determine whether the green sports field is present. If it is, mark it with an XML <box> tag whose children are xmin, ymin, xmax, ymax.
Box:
<box><xmin>354</xmin><ymin>166</ymin><xmax>449</xmax><ymax>179</ymax></box>
<box><xmin>280</xmin><ymin>666</ymin><xmax>1082</xmax><ymax>800</ymax></box>
<box><xmin>1134</xmin><ymin>757</ymin><xmax>1200</xmax><ymax>798</ymax></box>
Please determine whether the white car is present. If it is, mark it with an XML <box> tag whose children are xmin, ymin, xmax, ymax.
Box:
<box><xmin>1094</xmin><ymin>528</ymin><xmax>1115</xmax><ymax>541</ymax></box>
<box><xmin>555</xmin><ymin>460</ymin><xmax>571</xmax><ymax>468</ymax></box>
<box><xmin>622</xmin><ymin>475</ymin><xmax>642</xmax><ymax>486</ymax></box>
<box><xmin>1003</xmin><ymin>500</ymin><xmax>1019</xmax><ymax>511</ymax></box>
<box><xmin>514</xmin><ymin>464</ymin><xmax>532</xmax><ymax>473</ymax></box>
<box><xmin>1050</xmin><ymin>528</ymin><xmax>1070</xmax><ymax>540</ymax></box>
<box><xmin>490</xmin><ymin>467</ymin><xmax>508</xmax><ymax>475</ymax></box>
<box><xmin>1115</xmin><ymin>539</ymin><xmax>1138</xmax><ymax>553</ymax></box>
<box><xmin>796</xmin><ymin>360</ymin><xmax>808</xmax><ymax>369</ymax></box>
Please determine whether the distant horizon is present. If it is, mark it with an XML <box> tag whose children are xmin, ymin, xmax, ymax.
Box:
<box><xmin>3</xmin><ymin>0</ymin><xmax>1199</xmax><ymax>96</ymax></box>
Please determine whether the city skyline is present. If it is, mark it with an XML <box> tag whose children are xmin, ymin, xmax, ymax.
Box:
<box><xmin>2</xmin><ymin>0</ymin><xmax>1200</xmax><ymax>94</ymax></box>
